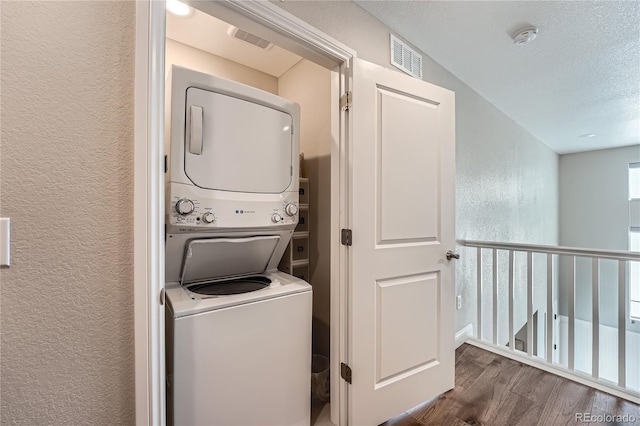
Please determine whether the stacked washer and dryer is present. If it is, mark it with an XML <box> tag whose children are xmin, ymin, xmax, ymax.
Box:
<box><xmin>164</xmin><ymin>66</ymin><xmax>312</xmax><ymax>426</ymax></box>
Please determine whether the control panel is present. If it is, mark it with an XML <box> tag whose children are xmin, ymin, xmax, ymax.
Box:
<box><xmin>167</xmin><ymin>184</ymin><xmax>298</xmax><ymax>232</ymax></box>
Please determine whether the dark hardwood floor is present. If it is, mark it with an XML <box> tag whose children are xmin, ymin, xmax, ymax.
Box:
<box><xmin>380</xmin><ymin>344</ymin><xmax>640</xmax><ymax>426</ymax></box>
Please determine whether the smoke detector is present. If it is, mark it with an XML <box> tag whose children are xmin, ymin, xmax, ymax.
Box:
<box><xmin>228</xmin><ymin>27</ymin><xmax>274</xmax><ymax>50</ymax></box>
<box><xmin>512</xmin><ymin>26</ymin><xmax>538</xmax><ymax>45</ymax></box>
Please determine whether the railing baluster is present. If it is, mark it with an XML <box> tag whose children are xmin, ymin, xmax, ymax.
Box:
<box><xmin>527</xmin><ymin>251</ymin><xmax>533</xmax><ymax>357</ymax></box>
<box><xmin>592</xmin><ymin>258</ymin><xmax>599</xmax><ymax>379</ymax></box>
<box><xmin>477</xmin><ymin>247</ymin><xmax>482</xmax><ymax>339</ymax></box>
<box><xmin>546</xmin><ymin>253</ymin><xmax>553</xmax><ymax>363</ymax></box>
<box><xmin>569</xmin><ymin>256</ymin><xmax>575</xmax><ymax>371</ymax></box>
<box><xmin>493</xmin><ymin>248</ymin><xmax>498</xmax><ymax>345</ymax></box>
<box><xmin>618</xmin><ymin>260</ymin><xmax>626</xmax><ymax>388</ymax></box>
<box><xmin>509</xmin><ymin>250</ymin><xmax>514</xmax><ymax>351</ymax></box>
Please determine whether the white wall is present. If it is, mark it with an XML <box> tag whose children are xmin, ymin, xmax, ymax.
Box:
<box><xmin>165</xmin><ymin>38</ymin><xmax>278</xmax><ymax>94</ymax></box>
<box><xmin>279</xmin><ymin>60</ymin><xmax>332</xmax><ymax>357</ymax></box>
<box><xmin>559</xmin><ymin>145</ymin><xmax>640</xmax><ymax>329</ymax></box>
<box><xmin>0</xmin><ymin>2</ymin><xmax>135</xmax><ymax>424</ymax></box>
<box><xmin>274</xmin><ymin>0</ymin><xmax>560</xmax><ymax>338</ymax></box>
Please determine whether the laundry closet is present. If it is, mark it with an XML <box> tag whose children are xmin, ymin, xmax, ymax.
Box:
<box><xmin>165</xmin><ymin>5</ymin><xmax>333</xmax><ymax>424</ymax></box>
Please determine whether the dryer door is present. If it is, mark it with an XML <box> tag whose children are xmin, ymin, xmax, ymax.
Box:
<box><xmin>184</xmin><ymin>88</ymin><xmax>294</xmax><ymax>194</ymax></box>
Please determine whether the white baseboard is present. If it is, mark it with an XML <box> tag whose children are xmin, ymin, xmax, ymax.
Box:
<box><xmin>455</xmin><ymin>323</ymin><xmax>474</xmax><ymax>348</ymax></box>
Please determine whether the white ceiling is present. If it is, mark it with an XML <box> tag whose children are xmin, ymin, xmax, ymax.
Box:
<box><xmin>166</xmin><ymin>8</ymin><xmax>302</xmax><ymax>78</ymax></box>
<box><xmin>356</xmin><ymin>0</ymin><xmax>640</xmax><ymax>154</ymax></box>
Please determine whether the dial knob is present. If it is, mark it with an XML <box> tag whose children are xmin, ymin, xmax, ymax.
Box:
<box><xmin>202</xmin><ymin>211</ymin><xmax>216</xmax><ymax>224</ymax></box>
<box><xmin>271</xmin><ymin>213</ymin><xmax>283</xmax><ymax>223</ymax></box>
<box><xmin>175</xmin><ymin>199</ymin><xmax>195</xmax><ymax>216</ymax></box>
<box><xmin>285</xmin><ymin>203</ymin><xmax>298</xmax><ymax>216</ymax></box>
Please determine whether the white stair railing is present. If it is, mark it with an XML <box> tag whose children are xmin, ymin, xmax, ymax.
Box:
<box><xmin>459</xmin><ymin>240</ymin><xmax>640</xmax><ymax>404</ymax></box>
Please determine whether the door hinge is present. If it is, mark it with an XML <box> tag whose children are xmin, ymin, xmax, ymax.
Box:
<box><xmin>341</xmin><ymin>229</ymin><xmax>352</xmax><ymax>246</ymax></box>
<box><xmin>553</xmin><ymin>344</ymin><xmax>557</xmax><ymax>350</ymax></box>
<box><xmin>554</xmin><ymin>314</ymin><xmax>557</xmax><ymax>320</ymax></box>
<box><xmin>340</xmin><ymin>91</ymin><xmax>352</xmax><ymax>111</ymax></box>
<box><xmin>340</xmin><ymin>362</ymin><xmax>352</xmax><ymax>384</ymax></box>
<box><xmin>159</xmin><ymin>288</ymin><xmax>166</xmax><ymax>306</ymax></box>
<box><xmin>164</xmin><ymin>155</ymin><xmax>168</xmax><ymax>173</ymax></box>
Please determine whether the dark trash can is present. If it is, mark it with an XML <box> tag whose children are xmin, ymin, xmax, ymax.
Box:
<box><xmin>311</xmin><ymin>354</ymin><xmax>330</xmax><ymax>402</ymax></box>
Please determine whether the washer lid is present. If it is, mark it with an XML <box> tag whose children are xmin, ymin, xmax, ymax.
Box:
<box><xmin>180</xmin><ymin>236</ymin><xmax>280</xmax><ymax>285</ymax></box>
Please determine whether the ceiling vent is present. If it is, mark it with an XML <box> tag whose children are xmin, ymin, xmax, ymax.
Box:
<box><xmin>390</xmin><ymin>34</ymin><xmax>423</xmax><ymax>79</ymax></box>
<box><xmin>228</xmin><ymin>26</ymin><xmax>274</xmax><ymax>50</ymax></box>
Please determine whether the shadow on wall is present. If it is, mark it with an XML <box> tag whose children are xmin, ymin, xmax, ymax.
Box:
<box><xmin>303</xmin><ymin>154</ymin><xmax>331</xmax><ymax>358</ymax></box>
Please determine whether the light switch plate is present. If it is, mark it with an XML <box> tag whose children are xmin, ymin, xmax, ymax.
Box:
<box><xmin>1</xmin><ymin>218</ymin><xmax>10</xmax><ymax>267</ymax></box>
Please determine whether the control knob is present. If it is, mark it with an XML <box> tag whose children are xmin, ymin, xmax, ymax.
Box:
<box><xmin>271</xmin><ymin>213</ymin><xmax>283</xmax><ymax>223</ymax></box>
<box><xmin>285</xmin><ymin>203</ymin><xmax>298</xmax><ymax>216</ymax></box>
<box><xmin>175</xmin><ymin>199</ymin><xmax>195</xmax><ymax>216</ymax></box>
<box><xmin>202</xmin><ymin>212</ymin><xmax>216</xmax><ymax>224</ymax></box>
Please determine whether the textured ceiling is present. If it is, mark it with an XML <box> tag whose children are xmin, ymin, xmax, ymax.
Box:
<box><xmin>356</xmin><ymin>0</ymin><xmax>640</xmax><ymax>154</ymax></box>
<box><xmin>166</xmin><ymin>8</ymin><xmax>302</xmax><ymax>78</ymax></box>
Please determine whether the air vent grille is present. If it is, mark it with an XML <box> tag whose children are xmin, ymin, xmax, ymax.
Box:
<box><xmin>390</xmin><ymin>34</ymin><xmax>422</xmax><ymax>79</ymax></box>
<box><xmin>229</xmin><ymin>27</ymin><xmax>273</xmax><ymax>50</ymax></box>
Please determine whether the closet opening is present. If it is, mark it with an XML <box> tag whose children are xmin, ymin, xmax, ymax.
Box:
<box><xmin>165</xmin><ymin>5</ymin><xmax>335</xmax><ymax>424</ymax></box>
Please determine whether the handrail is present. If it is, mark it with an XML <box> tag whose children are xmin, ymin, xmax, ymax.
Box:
<box><xmin>458</xmin><ymin>240</ymin><xmax>640</xmax><ymax>261</ymax></box>
<box><xmin>459</xmin><ymin>238</ymin><xmax>639</xmax><ymax>403</ymax></box>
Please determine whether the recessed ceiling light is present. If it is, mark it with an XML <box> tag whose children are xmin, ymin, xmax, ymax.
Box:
<box><xmin>512</xmin><ymin>26</ymin><xmax>538</xmax><ymax>45</ymax></box>
<box><xmin>167</xmin><ymin>0</ymin><xmax>192</xmax><ymax>17</ymax></box>
<box><xmin>579</xmin><ymin>133</ymin><xmax>596</xmax><ymax>138</ymax></box>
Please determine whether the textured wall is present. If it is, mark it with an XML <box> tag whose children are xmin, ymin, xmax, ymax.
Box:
<box><xmin>273</xmin><ymin>0</ymin><xmax>559</xmax><ymax>338</ymax></box>
<box><xmin>0</xmin><ymin>2</ymin><xmax>136</xmax><ymax>424</ymax></box>
<box><xmin>559</xmin><ymin>145</ymin><xmax>640</xmax><ymax>330</ymax></box>
<box><xmin>279</xmin><ymin>60</ymin><xmax>332</xmax><ymax>356</ymax></box>
<box><xmin>165</xmin><ymin>38</ymin><xmax>279</xmax><ymax>94</ymax></box>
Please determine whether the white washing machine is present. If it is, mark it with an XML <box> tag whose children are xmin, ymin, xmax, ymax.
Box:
<box><xmin>166</xmin><ymin>270</ymin><xmax>311</xmax><ymax>426</ymax></box>
<box><xmin>164</xmin><ymin>66</ymin><xmax>312</xmax><ymax>425</ymax></box>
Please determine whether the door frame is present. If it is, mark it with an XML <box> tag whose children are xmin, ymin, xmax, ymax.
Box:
<box><xmin>133</xmin><ymin>1</ymin><xmax>355</xmax><ymax>425</ymax></box>
<box><xmin>134</xmin><ymin>1</ymin><xmax>166</xmax><ymax>424</ymax></box>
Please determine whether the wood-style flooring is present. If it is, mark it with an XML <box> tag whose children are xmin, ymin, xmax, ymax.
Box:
<box><xmin>380</xmin><ymin>343</ymin><xmax>640</xmax><ymax>426</ymax></box>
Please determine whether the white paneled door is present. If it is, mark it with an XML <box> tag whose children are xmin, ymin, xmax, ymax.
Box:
<box><xmin>348</xmin><ymin>58</ymin><xmax>456</xmax><ymax>425</ymax></box>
